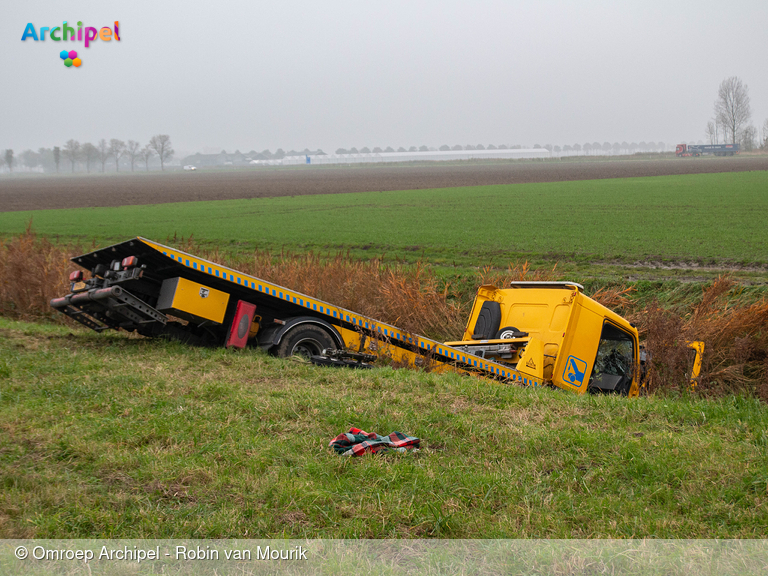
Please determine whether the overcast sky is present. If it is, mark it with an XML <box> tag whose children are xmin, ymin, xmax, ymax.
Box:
<box><xmin>3</xmin><ymin>0</ymin><xmax>767</xmax><ymax>157</ymax></box>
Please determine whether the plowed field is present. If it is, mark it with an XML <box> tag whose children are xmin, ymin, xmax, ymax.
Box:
<box><xmin>1</xmin><ymin>156</ymin><xmax>767</xmax><ymax>212</ymax></box>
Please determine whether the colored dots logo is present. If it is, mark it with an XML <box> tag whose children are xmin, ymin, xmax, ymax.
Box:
<box><xmin>60</xmin><ymin>49</ymin><xmax>81</xmax><ymax>68</ymax></box>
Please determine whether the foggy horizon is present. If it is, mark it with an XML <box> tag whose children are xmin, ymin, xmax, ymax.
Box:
<box><xmin>4</xmin><ymin>1</ymin><xmax>767</xmax><ymax>158</ymax></box>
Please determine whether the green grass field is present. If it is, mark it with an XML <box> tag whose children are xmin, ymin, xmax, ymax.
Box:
<box><xmin>1</xmin><ymin>172</ymin><xmax>767</xmax><ymax>272</ymax></box>
<box><xmin>2</xmin><ymin>170</ymin><xmax>768</xmax><ymax>541</ymax></box>
<box><xmin>1</xmin><ymin>319</ymin><xmax>767</xmax><ymax>539</ymax></box>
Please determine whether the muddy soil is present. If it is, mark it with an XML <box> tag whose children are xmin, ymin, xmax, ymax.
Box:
<box><xmin>2</xmin><ymin>156</ymin><xmax>767</xmax><ymax>212</ymax></box>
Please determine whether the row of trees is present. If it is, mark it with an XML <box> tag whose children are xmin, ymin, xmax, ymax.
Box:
<box><xmin>5</xmin><ymin>138</ymin><xmax>666</xmax><ymax>173</ymax></box>
<box><xmin>543</xmin><ymin>142</ymin><xmax>667</xmax><ymax>155</ymax></box>
<box><xmin>0</xmin><ymin>135</ymin><xmax>174</xmax><ymax>174</ymax></box>
<box><xmin>332</xmin><ymin>142</ymin><xmax>668</xmax><ymax>155</ymax></box>
<box><xmin>706</xmin><ymin>76</ymin><xmax>768</xmax><ymax>151</ymax></box>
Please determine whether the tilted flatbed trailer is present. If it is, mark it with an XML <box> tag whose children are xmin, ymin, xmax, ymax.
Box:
<box><xmin>50</xmin><ymin>238</ymin><xmax>703</xmax><ymax>396</ymax></box>
<box><xmin>51</xmin><ymin>238</ymin><xmax>549</xmax><ymax>387</ymax></box>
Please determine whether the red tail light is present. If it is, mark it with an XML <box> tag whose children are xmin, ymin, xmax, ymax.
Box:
<box><xmin>121</xmin><ymin>256</ymin><xmax>138</xmax><ymax>269</ymax></box>
<box><xmin>69</xmin><ymin>270</ymin><xmax>83</xmax><ymax>282</ymax></box>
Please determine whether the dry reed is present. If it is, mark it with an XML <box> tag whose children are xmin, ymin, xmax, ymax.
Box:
<box><xmin>0</xmin><ymin>224</ymin><xmax>81</xmax><ymax>321</ymax></box>
<box><xmin>618</xmin><ymin>277</ymin><xmax>768</xmax><ymax>399</ymax></box>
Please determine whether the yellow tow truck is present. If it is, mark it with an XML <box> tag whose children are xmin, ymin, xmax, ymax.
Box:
<box><xmin>50</xmin><ymin>238</ymin><xmax>702</xmax><ymax>396</ymax></box>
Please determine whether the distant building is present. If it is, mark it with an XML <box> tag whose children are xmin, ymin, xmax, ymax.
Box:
<box><xmin>263</xmin><ymin>148</ymin><xmax>550</xmax><ymax>166</ymax></box>
<box><xmin>180</xmin><ymin>151</ymin><xmax>251</xmax><ymax>167</ymax></box>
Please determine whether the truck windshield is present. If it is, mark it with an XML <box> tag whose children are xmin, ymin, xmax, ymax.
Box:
<box><xmin>589</xmin><ymin>322</ymin><xmax>635</xmax><ymax>393</ymax></box>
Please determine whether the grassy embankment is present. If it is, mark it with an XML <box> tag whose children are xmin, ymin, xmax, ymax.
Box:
<box><xmin>1</xmin><ymin>318</ymin><xmax>767</xmax><ymax>539</ymax></box>
<box><xmin>1</xmin><ymin>170</ymin><xmax>767</xmax><ymax>539</ymax></box>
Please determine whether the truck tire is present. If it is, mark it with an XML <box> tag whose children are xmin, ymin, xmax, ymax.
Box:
<box><xmin>275</xmin><ymin>324</ymin><xmax>335</xmax><ymax>359</ymax></box>
<box><xmin>495</xmin><ymin>326</ymin><xmax>521</xmax><ymax>339</ymax></box>
<box><xmin>472</xmin><ymin>301</ymin><xmax>502</xmax><ymax>339</ymax></box>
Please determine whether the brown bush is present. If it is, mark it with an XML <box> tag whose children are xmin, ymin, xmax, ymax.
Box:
<box><xmin>682</xmin><ymin>278</ymin><xmax>768</xmax><ymax>399</ymax></box>
<box><xmin>627</xmin><ymin>277</ymin><xmax>768</xmax><ymax>399</ymax></box>
<box><xmin>591</xmin><ymin>285</ymin><xmax>635</xmax><ymax>312</ymax></box>
<box><xmin>0</xmin><ymin>224</ymin><xmax>80</xmax><ymax>321</ymax></box>
<box><xmin>475</xmin><ymin>260</ymin><xmax>559</xmax><ymax>287</ymax></box>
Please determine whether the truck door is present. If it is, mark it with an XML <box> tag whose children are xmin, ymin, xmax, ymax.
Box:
<box><xmin>588</xmin><ymin>322</ymin><xmax>637</xmax><ymax>395</ymax></box>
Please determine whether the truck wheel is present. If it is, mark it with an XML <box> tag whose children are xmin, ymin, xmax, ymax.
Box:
<box><xmin>275</xmin><ymin>324</ymin><xmax>335</xmax><ymax>359</ymax></box>
<box><xmin>495</xmin><ymin>326</ymin><xmax>521</xmax><ymax>339</ymax></box>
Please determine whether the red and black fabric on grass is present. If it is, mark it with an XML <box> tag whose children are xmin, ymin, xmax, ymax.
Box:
<box><xmin>329</xmin><ymin>427</ymin><xmax>420</xmax><ymax>456</ymax></box>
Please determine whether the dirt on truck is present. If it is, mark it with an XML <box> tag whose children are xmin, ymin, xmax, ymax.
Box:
<box><xmin>50</xmin><ymin>238</ymin><xmax>703</xmax><ymax>396</ymax></box>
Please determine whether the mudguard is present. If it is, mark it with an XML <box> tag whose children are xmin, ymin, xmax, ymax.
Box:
<box><xmin>257</xmin><ymin>316</ymin><xmax>344</xmax><ymax>350</ymax></box>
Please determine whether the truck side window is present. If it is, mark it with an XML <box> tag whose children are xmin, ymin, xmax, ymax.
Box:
<box><xmin>589</xmin><ymin>322</ymin><xmax>635</xmax><ymax>394</ymax></box>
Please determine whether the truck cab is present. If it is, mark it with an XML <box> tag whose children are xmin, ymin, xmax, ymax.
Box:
<box><xmin>445</xmin><ymin>282</ymin><xmax>640</xmax><ymax>396</ymax></box>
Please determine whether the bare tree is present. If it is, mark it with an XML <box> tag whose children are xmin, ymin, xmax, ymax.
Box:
<box><xmin>124</xmin><ymin>140</ymin><xmax>141</xmax><ymax>171</ymax></box>
<box><xmin>62</xmin><ymin>140</ymin><xmax>81</xmax><ymax>173</ymax></box>
<box><xmin>109</xmin><ymin>139</ymin><xmax>126</xmax><ymax>172</ymax></box>
<box><xmin>763</xmin><ymin>119</ymin><xmax>768</xmax><ymax>150</ymax></box>
<box><xmin>81</xmin><ymin>143</ymin><xmax>98</xmax><ymax>173</ymax></box>
<box><xmin>148</xmin><ymin>134</ymin><xmax>174</xmax><ymax>171</ymax></box>
<box><xmin>35</xmin><ymin>148</ymin><xmax>53</xmax><ymax>173</ymax></box>
<box><xmin>97</xmin><ymin>139</ymin><xmax>110</xmax><ymax>172</ymax></box>
<box><xmin>140</xmin><ymin>145</ymin><xmax>154</xmax><ymax>171</ymax></box>
<box><xmin>705</xmin><ymin>121</ymin><xmax>716</xmax><ymax>144</ymax></box>
<box><xmin>4</xmin><ymin>149</ymin><xmax>14</xmax><ymax>172</ymax></box>
<box><xmin>740</xmin><ymin>125</ymin><xmax>757</xmax><ymax>152</ymax></box>
<box><xmin>53</xmin><ymin>146</ymin><xmax>61</xmax><ymax>173</ymax></box>
<box><xmin>714</xmin><ymin>76</ymin><xmax>751</xmax><ymax>144</ymax></box>
<box><xmin>20</xmin><ymin>149</ymin><xmax>39</xmax><ymax>170</ymax></box>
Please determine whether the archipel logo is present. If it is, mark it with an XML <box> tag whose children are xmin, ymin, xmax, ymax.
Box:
<box><xmin>60</xmin><ymin>50</ymin><xmax>81</xmax><ymax>68</ymax></box>
<box><xmin>21</xmin><ymin>21</ymin><xmax>121</xmax><ymax>68</ymax></box>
